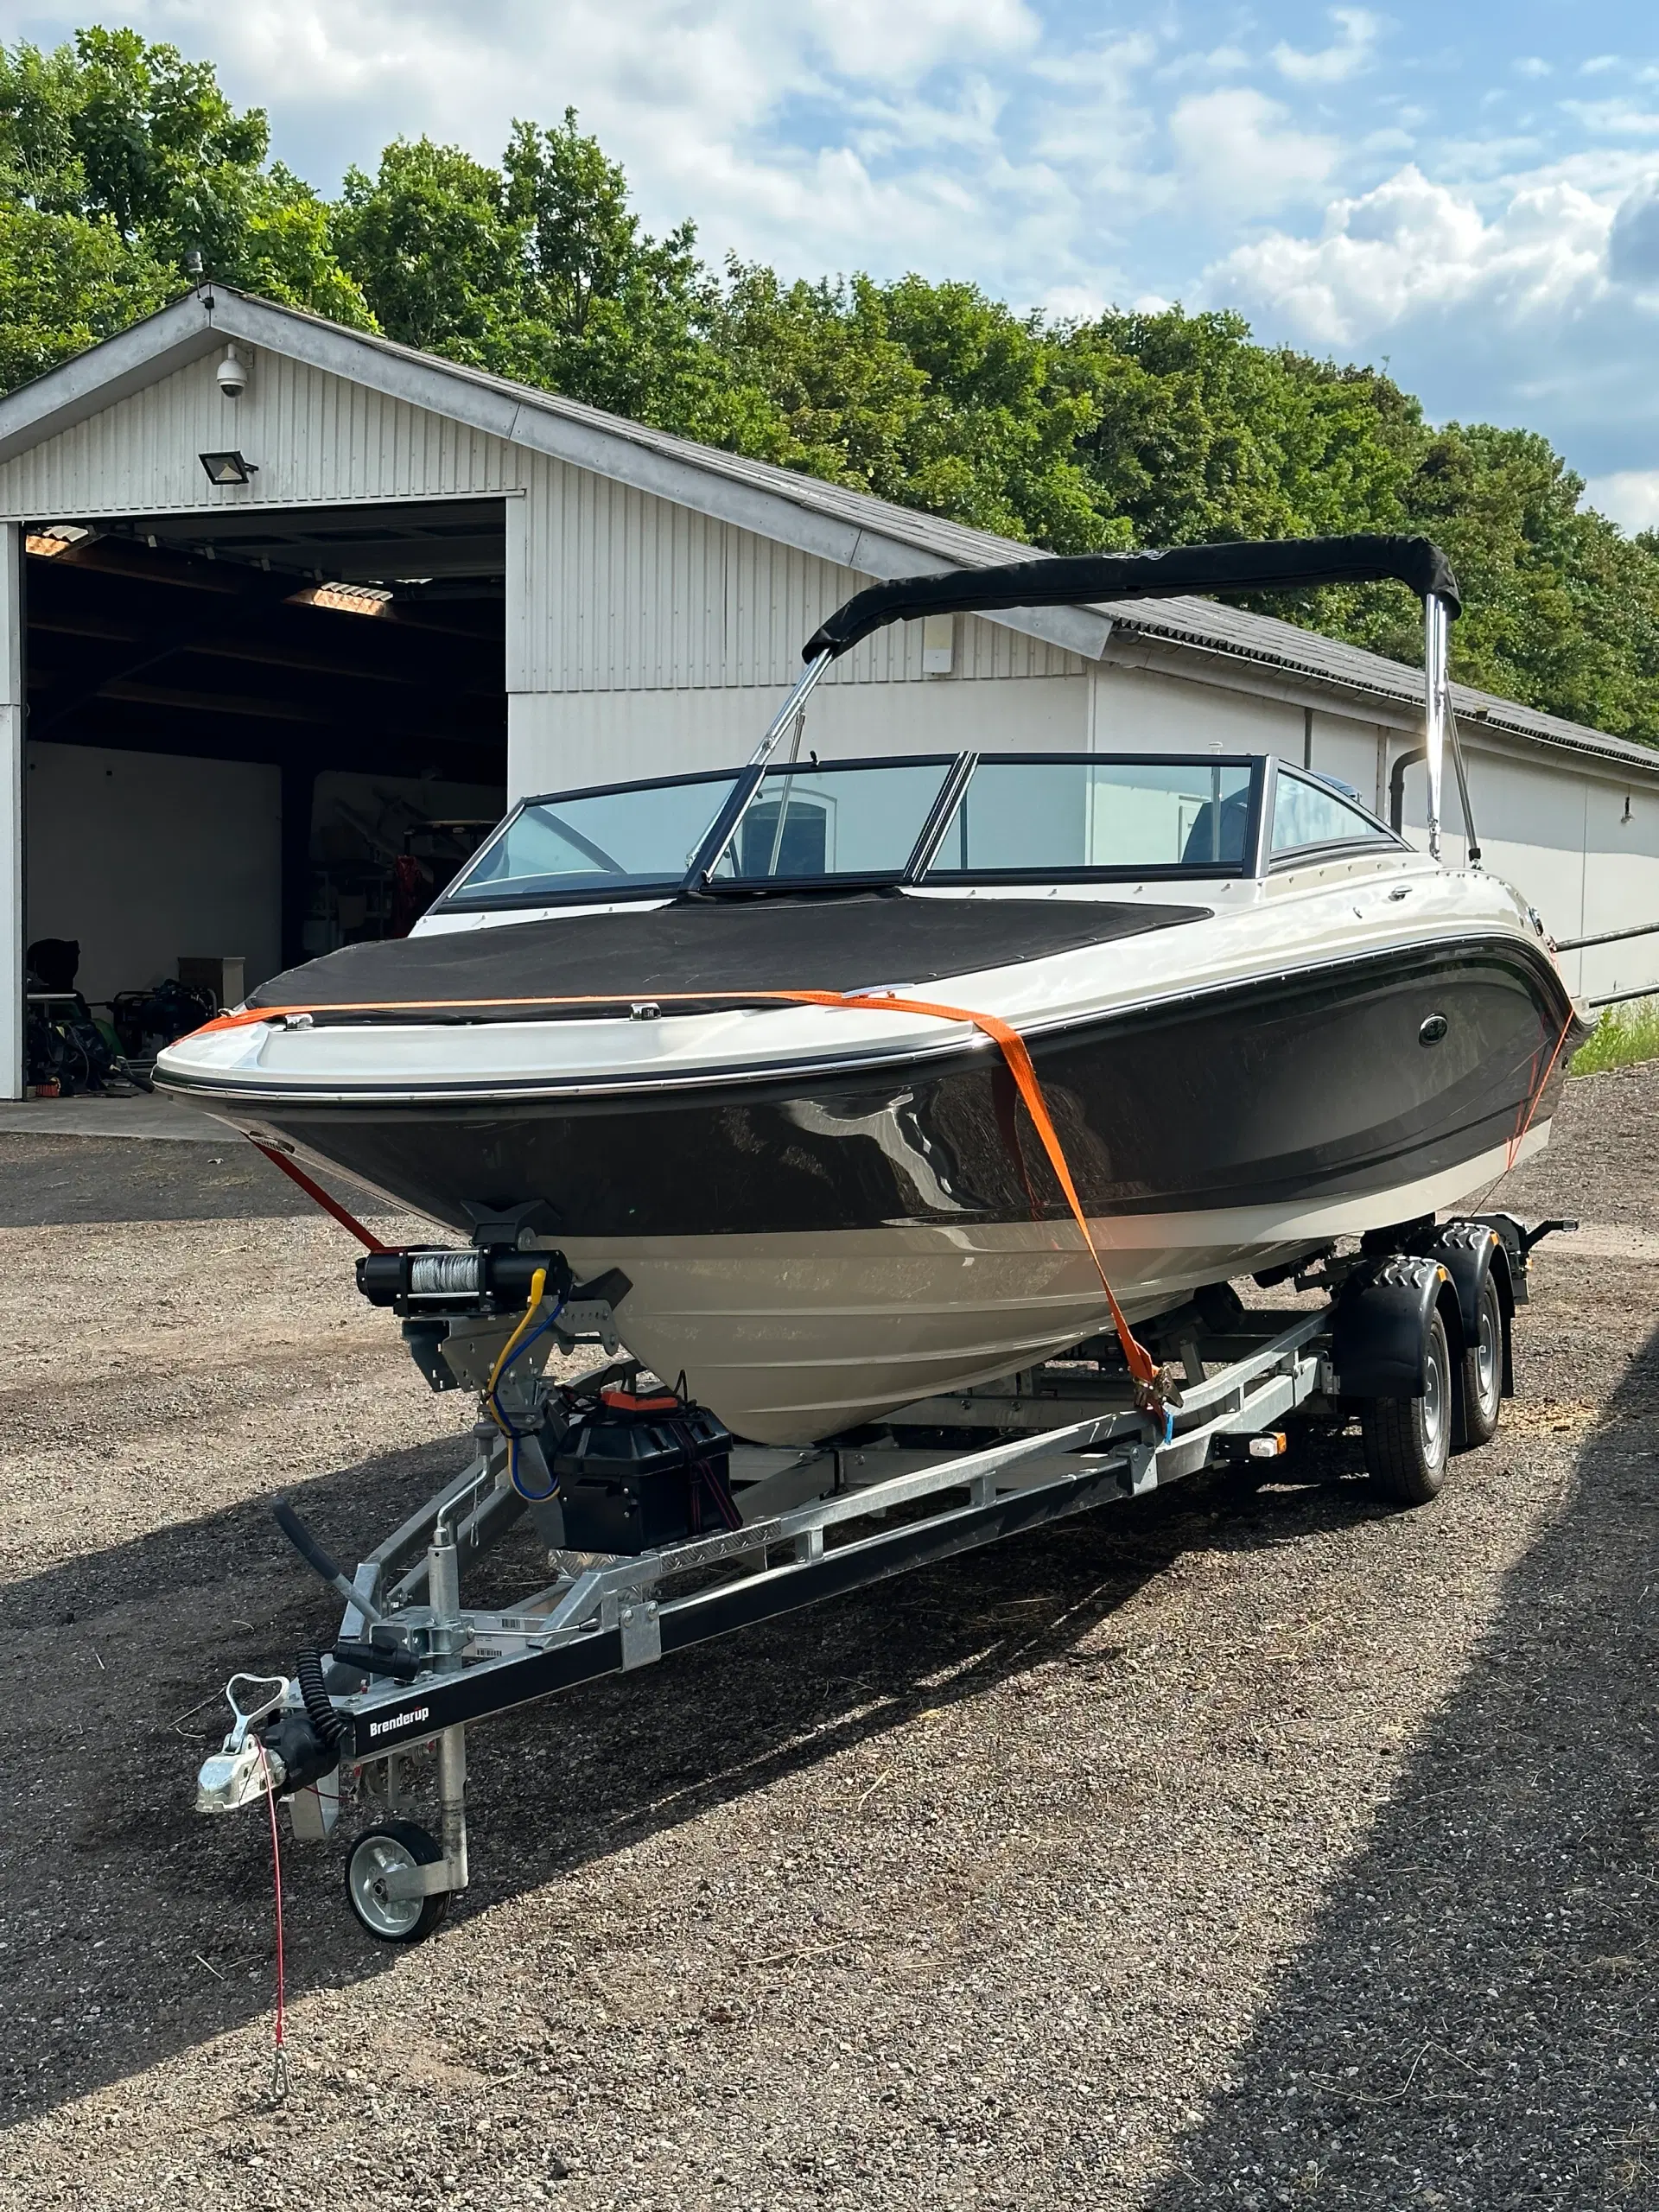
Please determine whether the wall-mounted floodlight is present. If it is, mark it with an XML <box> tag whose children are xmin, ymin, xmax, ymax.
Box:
<box><xmin>199</xmin><ymin>450</ymin><xmax>257</xmax><ymax>486</ymax></box>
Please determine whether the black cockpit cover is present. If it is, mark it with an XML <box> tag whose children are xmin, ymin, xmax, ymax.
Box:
<box><xmin>804</xmin><ymin>533</ymin><xmax>1461</xmax><ymax>659</ymax></box>
<box><xmin>247</xmin><ymin>894</ymin><xmax>1210</xmax><ymax>1021</ymax></box>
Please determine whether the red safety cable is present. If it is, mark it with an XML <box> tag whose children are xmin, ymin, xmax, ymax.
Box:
<box><xmin>204</xmin><ymin>989</ymin><xmax>1161</xmax><ymax>1396</ymax></box>
<box><xmin>252</xmin><ymin>1739</ymin><xmax>289</xmax><ymax>2101</ymax></box>
<box><xmin>1504</xmin><ymin>1007</ymin><xmax>1579</xmax><ymax>1173</ymax></box>
<box><xmin>251</xmin><ymin>1139</ymin><xmax>389</xmax><ymax>1253</ymax></box>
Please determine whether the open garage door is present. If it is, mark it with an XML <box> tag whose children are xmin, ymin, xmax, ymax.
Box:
<box><xmin>21</xmin><ymin>497</ymin><xmax>504</xmax><ymax>1085</ymax></box>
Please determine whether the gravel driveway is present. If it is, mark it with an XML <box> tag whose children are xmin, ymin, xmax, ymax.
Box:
<box><xmin>0</xmin><ymin>1075</ymin><xmax>1654</xmax><ymax>2211</ymax></box>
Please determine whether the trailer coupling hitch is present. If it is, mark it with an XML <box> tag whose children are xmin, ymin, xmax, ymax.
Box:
<box><xmin>196</xmin><ymin>1673</ymin><xmax>291</xmax><ymax>1814</ymax></box>
<box><xmin>196</xmin><ymin>1650</ymin><xmax>350</xmax><ymax>1815</ymax></box>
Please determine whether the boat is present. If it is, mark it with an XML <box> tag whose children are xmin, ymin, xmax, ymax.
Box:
<box><xmin>155</xmin><ymin>535</ymin><xmax>1586</xmax><ymax>1446</ymax></box>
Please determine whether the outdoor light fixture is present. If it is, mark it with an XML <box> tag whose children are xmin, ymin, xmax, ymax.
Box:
<box><xmin>199</xmin><ymin>450</ymin><xmax>257</xmax><ymax>486</ymax></box>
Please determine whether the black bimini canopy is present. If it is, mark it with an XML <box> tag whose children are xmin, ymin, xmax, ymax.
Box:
<box><xmin>804</xmin><ymin>533</ymin><xmax>1460</xmax><ymax>661</ymax></box>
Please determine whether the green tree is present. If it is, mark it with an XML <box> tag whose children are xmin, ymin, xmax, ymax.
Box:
<box><xmin>332</xmin><ymin>139</ymin><xmax>522</xmax><ymax>359</ymax></box>
<box><xmin>0</xmin><ymin>200</ymin><xmax>168</xmax><ymax>390</ymax></box>
<box><xmin>0</xmin><ymin>26</ymin><xmax>371</xmax><ymax>334</ymax></box>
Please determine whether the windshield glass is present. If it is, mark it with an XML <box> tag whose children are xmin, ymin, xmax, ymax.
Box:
<box><xmin>443</xmin><ymin>775</ymin><xmax>741</xmax><ymax>906</ymax></box>
<box><xmin>924</xmin><ymin>758</ymin><xmax>1255</xmax><ymax>876</ymax></box>
<box><xmin>706</xmin><ymin>759</ymin><xmax>954</xmax><ymax>885</ymax></box>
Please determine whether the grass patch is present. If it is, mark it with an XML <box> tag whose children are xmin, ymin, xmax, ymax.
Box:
<box><xmin>1570</xmin><ymin>998</ymin><xmax>1659</xmax><ymax>1076</ymax></box>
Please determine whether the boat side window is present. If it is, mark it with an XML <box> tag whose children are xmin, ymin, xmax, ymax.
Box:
<box><xmin>1270</xmin><ymin>767</ymin><xmax>1396</xmax><ymax>861</ymax></box>
<box><xmin>705</xmin><ymin>760</ymin><xmax>955</xmax><ymax>885</ymax></box>
<box><xmin>923</xmin><ymin>758</ymin><xmax>1255</xmax><ymax>877</ymax></box>
<box><xmin>442</xmin><ymin>775</ymin><xmax>741</xmax><ymax>907</ymax></box>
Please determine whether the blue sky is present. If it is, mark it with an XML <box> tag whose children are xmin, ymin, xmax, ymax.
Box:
<box><xmin>10</xmin><ymin>2</ymin><xmax>1659</xmax><ymax>524</ymax></box>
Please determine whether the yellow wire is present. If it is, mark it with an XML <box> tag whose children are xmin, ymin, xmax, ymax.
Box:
<box><xmin>485</xmin><ymin>1264</ymin><xmax>548</xmax><ymax>1446</ymax></box>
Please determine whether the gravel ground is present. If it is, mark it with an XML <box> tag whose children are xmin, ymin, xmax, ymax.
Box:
<box><xmin>0</xmin><ymin>1074</ymin><xmax>1655</xmax><ymax>2210</ymax></box>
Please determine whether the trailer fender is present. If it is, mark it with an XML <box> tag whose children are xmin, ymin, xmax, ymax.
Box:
<box><xmin>1415</xmin><ymin>1220</ymin><xmax>1515</xmax><ymax>1397</ymax></box>
<box><xmin>1333</xmin><ymin>1256</ymin><xmax>1458</xmax><ymax>1399</ymax></box>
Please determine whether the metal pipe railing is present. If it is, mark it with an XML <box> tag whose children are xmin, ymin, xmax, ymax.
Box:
<box><xmin>1554</xmin><ymin>919</ymin><xmax>1659</xmax><ymax>954</ymax></box>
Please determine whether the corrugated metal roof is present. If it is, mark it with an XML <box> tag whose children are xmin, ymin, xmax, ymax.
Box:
<box><xmin>3</xmin><ymin>286</ymin><xmax>1657</xmax><ymax>780</ymax></box>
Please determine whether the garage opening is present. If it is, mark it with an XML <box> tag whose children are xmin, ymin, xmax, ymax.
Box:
<box><xmin>21</xmin><ymin>497</ymin><xmax>505</xmax><ymax>1086</ymax></box>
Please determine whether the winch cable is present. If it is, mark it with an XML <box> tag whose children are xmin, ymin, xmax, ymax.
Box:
<box><xmin>201</xmin><ymin>988</ymin><xmax>1166</xmax><ymax>1407</ymax></box>
<box><xmin>250</xmin><ymin>1140</ymin><xmax>389</xmax><ymax>1253</ymax></box>
<box><xmin>251</xmin><ymin>1738</ymin><xmax>289</xmax><ymax>2102</ymax></box>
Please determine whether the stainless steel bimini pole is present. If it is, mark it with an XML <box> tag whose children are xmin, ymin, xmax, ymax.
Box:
<box><xmin>1422</xmin><ymin>592</ymin><xmax>1449</xmax><ymax>864</ymax></box>
<box><xmin>749</xmin><ymin>649</ymin><xmax>834</xmax><ymax>767</ymax></box>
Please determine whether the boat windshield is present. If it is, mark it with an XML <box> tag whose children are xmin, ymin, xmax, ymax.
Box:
<box><xmin>924</xmin><ymin>758</ymin><xmax>1254</xmax><ymax>877</ymax></box>
<box><xmin>705</xmin><ymin>759</ymin><xmax>956</xmax><ymax>886</ymax></box>
<box><xmin>449</xmin><ymin>773</ymin><xmax>742</xmax><ymax>906</ymax></box>
<box><xmin>437</xmin><ymin>751</ymin><xmax>1270</xmax><ymax>912</ymax></box>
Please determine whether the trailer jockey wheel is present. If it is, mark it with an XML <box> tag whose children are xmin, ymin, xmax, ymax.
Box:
<box><xmin>1454</xmin><ymin>1270</ymin><xmax>1504</xmax><ymax>1451</ymax></box>
<box><xmin>1360</xmin><ymin>1306</ymin><xmax>1452</xmax><ymax>1506</ymax></box>
<box><xmin>345</xmin><ymin>1821</ymin><xmax>450</xmax><ymax>1945</ymax></box>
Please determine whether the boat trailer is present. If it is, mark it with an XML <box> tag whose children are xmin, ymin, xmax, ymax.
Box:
<box><xmin>196</xmin><ymin>1208</ymin><xmax>1572</xmax><ymax>1945</ymax></box>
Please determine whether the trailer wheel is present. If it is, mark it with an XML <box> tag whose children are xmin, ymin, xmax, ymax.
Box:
<box><xmin>345</xmin><ymin>1821</ymin><xmax>450</xmax><ymax>1945</ymax></box>
<box><xmin>1360</xmin><ymin>1306</ymin><xmax>1452</xmax><ymax>1505</ymax></box>
<box><xmin>1454</xmin><ymin>1268</ymin><xmax>1504</xmax><ymax>1451</ymax></box>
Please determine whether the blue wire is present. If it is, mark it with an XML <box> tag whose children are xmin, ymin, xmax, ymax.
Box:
<box><xmin>490</xmin><ymin>1299</ymin><xmax>565</xmax><ymax>1503</ymax></box>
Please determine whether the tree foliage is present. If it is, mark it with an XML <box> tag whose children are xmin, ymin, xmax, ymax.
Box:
<box><xmin>6</xmin><ymin>26</ymin><xmax>1659</xmax><ymax>740</ymax></box>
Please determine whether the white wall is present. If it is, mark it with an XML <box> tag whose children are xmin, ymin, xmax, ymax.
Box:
<box><xmin>26</xmin><ymin>741</ymin><xmax>281</xmax><ymax>1004</ymax></box>
<box><xmin>509</xmin><ymin>671</ymin><xmax>1090</xmax><ymax>793</ymax></box>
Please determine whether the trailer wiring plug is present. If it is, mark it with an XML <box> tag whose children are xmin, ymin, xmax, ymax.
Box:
<box><xmin>484</xmin><ymin>1267</ymin><xmax>566</xmax><ymax>1502</ymax></box>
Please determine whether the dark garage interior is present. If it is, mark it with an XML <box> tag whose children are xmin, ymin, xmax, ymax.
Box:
<box><xmin>21</xmin><ymin>495</ymin><xmax>506</xmax><ymax>1077</ymax></box>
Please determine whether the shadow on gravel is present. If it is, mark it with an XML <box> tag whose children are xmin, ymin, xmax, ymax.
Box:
<box><xmin>0</xmin><ymin>1428</ymin><xmax>1391</xmax><ymax>2129</ymax></box>
<box><xmin>0</xmin><ymin>1135</ymin><xmax>392</xmax><ymax>1226</ymax></box>
<box><xmin>1145</xmin><ymin>1332</ymin><xmax>1659</xmax><ymax>2212</ymax></box>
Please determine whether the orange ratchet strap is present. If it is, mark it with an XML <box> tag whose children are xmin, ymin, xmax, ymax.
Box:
<box><xmin>205</xmin><ymin>989</ymin><xmax>1163</xmax><ymax>1396</ymax></box>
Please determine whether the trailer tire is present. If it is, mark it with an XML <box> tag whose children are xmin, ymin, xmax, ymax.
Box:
<box><xmin>1360</xmin><ymin>1306</ymin><xmax>1452</xmax><ymax>1505</ymax></box>
<box><xmin>1454</xmin><ymin>1268</ymin><xmax>1504</xmax><ymax>1451</ymax></box>
<box><xmin>345</xmin><ymin>1820</ymin><xmax>450</xmax><ymax>1945</ymax></box>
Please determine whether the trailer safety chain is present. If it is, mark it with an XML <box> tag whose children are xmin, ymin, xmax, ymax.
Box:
<box><xmin>208</xmin><ymin>988</ymin><xmax>1168</xmax><ymax>1408</ymax></box>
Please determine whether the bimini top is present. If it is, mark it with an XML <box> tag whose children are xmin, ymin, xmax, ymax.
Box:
<box><xmin>804</xmin><ymin>533</ymin><xmax>1461</xmax><ymax>660</ymax></box>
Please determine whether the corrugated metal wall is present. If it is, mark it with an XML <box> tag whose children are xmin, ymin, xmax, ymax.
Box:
<box><xmin>0</xmin><ymin>351</ymin><xmax>518</xmax><ymax>515</ymax></box>
<box><xmin>0</xmin><ymin>353</ymin><xmax>1079</xmax><ymax>699</ymax></box>
<box><xmin>511</xmin><ymin>454</ymin><xmax>1080</xmax><ymax>694</ymax></box>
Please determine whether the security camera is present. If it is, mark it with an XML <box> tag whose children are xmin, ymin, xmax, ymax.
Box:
<box><xmin>216</xmin><ymin>346</ymin><xmax>248</xmax><ymax>400</ymax></box>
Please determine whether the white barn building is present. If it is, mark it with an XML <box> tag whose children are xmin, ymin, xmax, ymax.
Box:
<box><xmin>1</xmin><ymin>286</ymin><xmax>1657</xmax><ymax>1096</ymax></box>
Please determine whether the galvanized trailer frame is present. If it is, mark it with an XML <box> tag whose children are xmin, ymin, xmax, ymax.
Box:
<box><xmin>196</xmin><ymin>1210</ymin><xmax>1566</xmax><ymax>1942</ymax></box>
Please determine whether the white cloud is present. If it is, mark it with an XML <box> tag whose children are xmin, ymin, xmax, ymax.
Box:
<box><xmin>1207</xmin><ymin>164</ymin><xmax>1612</xmax><ymax>348</ymax></box>
<box><xmin>1271</xmin><ymin>7</ymin><xmax>1380</xmax><ymax>87</ymax></box>
<box><xmin>1167</xmin><ymin>87</ymin><xmax>1337</xmax><ymax>214</ymax></box>
<box><xmin>803</xmin><ymin>0</ymin><xmax>1039</xmax><ymax>86</ymax></box>
<box><xmin>1586</xmin><ymin>470</ymin><xmax>1659</xmax><ymax>531</ymax></box>
<box><xmin>1513</xmin><ymin>57</ymin><xmax>1551</xmax><ymax>80</ymax></box>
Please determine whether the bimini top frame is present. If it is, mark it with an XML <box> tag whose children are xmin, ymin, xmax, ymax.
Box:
<box><xmin>760</xmin><ymin>532</ymin><xmax>1472</xmax><ymax>865</ymax></box>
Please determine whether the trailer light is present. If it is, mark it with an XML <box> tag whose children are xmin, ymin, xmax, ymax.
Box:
<box><xmin>199</xmin><ymin>449</ymin><xmax>257</xmax><ymax>486</ymax></box>
<box><xmin>1248</xmin><ymin>1433</ymin><xmax>1287</xmax><ymax>1459</ymax></box>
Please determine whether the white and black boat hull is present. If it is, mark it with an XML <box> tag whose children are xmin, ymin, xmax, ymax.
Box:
<box><xmin>161</xmin><ymin>920</ymin><xmax>1580</xmax><ymax>1443</ymax></box>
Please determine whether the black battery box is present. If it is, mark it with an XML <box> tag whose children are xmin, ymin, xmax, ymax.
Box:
<box><xmin>552</xmin><ymin>1388</ymin><xmax>737</xmax><ymax>1554</ymax></box>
